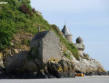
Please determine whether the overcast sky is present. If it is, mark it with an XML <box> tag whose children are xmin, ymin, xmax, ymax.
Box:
<box><xmin>31</xmin><ymin>0</ymin><xmax>109</xmax><ymax>70</ymax></box>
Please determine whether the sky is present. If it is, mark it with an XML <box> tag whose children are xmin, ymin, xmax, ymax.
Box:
<box><xmin>31</xmin><ymin>0</ymin><xmax>109</xmax><ymax>70</ymax></box>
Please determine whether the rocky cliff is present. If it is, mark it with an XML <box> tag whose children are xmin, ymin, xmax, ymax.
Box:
<box><xmin>0</xmin><ymin>0</ymin><xmax>106</xmax><ymax>78</ymax></box>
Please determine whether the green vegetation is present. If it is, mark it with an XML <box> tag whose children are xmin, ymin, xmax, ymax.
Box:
<box><xmin>21</xmin><ymin>39</ymin><xmax>30</xmax><ymax>46</ymax></box>
<box><xmin>63</xmin><ymin>51</ymin><xmax>72</xmax><ymax>60</ymax></box>
<box><xmin>0</xmin><ymin>0</ymin><xmax>50</xmax><ymax>50</ymax></box>
<box><xmin>51</xmin><ymin>25</ymin><xmax>79</xmax><ymax>60</ymax></box>
<box><xmin>0</xmin><ymin>0</ymin><xmax>79</xmax><ymax>60</ymax></box>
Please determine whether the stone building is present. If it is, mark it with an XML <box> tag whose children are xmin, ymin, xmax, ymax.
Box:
<box><xmin>75</xmin><ymin>37</ymin><xmax>85</xmax><ymax>56</ymax></box>
<box><xmin>30</xmin><ymin>31</ymin><xmax>62</xmax><ymax>64</ymax></box>
<box><xmin>62</xmin><ymin>25</ymin><xmax>72</xmax><ymax>43</ymax></box>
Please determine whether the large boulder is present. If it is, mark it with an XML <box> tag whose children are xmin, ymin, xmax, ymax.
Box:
<box><xmin>47</xmin><ymin>60</ymin><xmax>63</xmax><ymax>78</ymax></box>
<box><xmin>46</xmin><ymin>58</ymin><xmax>75</xmax><ymax>78</ymax></box>
<box><xmin>70</xmin><ymin>55</ymin><xmax>105</xmax><ymax>73</ymax></box>
<box><xmin>5</xmin><ymin>51</ymin><xmax>39</xmax><ymax>74</ymax></box>
<box><xmin>58</xmin><ymin>60</ymin><xmax>75</xmax><ymax>77</ymax></box>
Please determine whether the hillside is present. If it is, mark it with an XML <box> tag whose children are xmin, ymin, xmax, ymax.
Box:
<box><xmin>0</xmin><ymin>0</ymin><xmax>50</xmax><ymax>49</ymax></box>
<box><xmin>0</xmin><ymin>0</ymin><xmax>79</xmax><ymax>59</ymax></box>
<box><xmin>0</xmin><ymin>0</ymin><xmax>106</xmax><ymax>78</ymax></box>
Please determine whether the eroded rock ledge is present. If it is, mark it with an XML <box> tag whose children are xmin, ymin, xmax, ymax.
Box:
<box><xmin>0</xmin><ymin>31</ymin><xmax>106</xmax><ymax>78</ymax></box>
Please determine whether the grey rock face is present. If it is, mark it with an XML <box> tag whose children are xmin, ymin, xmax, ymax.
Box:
<box><xmin>1</xmin><ymin>30</ymin><xmax>105</xmax><ymax>77</ymax></box>
<box><xmin>47</xmin><ymin>61</ymin><xmax>62</xmax><ymax>78</ymax></box>
<box><xmin>74</xmin><ymin>37</ymin><xmax>105</xmax><ymax>73</ymax></box>
<box><xmin>70</xmin><ymin>55</ymin><xmax>105</xmax><ymax>73</ymax></box>
<box><xmin>46</xmin><ymin>59</ymin><xmax>75</xmax><ymax>78</ymax></box>
<box><xmin>30</xmin><ymin>31</ymin><xmax>62</xmax><ymax>64</ymax></box>
<box><xmin>5</xmin><ymin>51</ymin><xmax>38</xmax><ymax>74</ymax></box>
<box><xmin>58</xmin><ymin>60</ymin><xmax>75</xmax><ymax>77</ymax></box>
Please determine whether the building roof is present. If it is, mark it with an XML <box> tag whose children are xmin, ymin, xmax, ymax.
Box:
<box><xmin>75</xmin><ymin>37</ymin><xmax>85</xmax><ymax>50</ymax></box>
<box><xmin>32</xmin><ymin>31</ymin><xmax>49</xmax><ymax>40</ymax></box>
<box><xmin>76</xmin><ymin>37</ymin><xmax>83</xmax><ymax>43</ymax></box>
<box><xmin>62</xmin><ymin>25</ymin><xmax>72</xmax><ymax>36</ymax></box>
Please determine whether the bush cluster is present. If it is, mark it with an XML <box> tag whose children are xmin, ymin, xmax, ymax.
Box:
<box><xmin>0</xmin><ymin>0</ymin><xmax>50</xmax><ymax>50</ymax></box>
<box><xmin>19</xmin><ymin>4</ymin><xmax>32</xmax><ymax>16</ymax></box>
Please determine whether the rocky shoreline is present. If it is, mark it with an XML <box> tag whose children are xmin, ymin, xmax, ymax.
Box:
<box><xmin>0</xmin><ymin>73</ymin><xmax>108</xmax><ymax>79</ymax></box>
<box><xmin>0</xmin><ymin>65</ymin><xmax>108</xmax><ymax>79</ymax></box>
<box><xmin>0</xmin><ymin>30</ymin><xmax>107</xmax><ymax>79</ymax></box>
<box><xmin>0</xmin><ymin>0</ymin><xmax>107</xmax><ymax>79</ymax></box>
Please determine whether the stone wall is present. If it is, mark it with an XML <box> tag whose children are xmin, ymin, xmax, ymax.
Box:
<box><xmin>42</xmin><ymin>31</ymin><xmax>62</xmax><ymax>63</ymax></box>
<box><xmin>30</xmin><ymin>40</ymin><xmax>43</xmax><ymax>64</ymax></box>
<box><xmin>65</xmin><ymin>35</ymin><xmax>72</xmax><ymax>43</ymax></box>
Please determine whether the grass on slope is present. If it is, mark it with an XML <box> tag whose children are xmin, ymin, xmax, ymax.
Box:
<box><xmin>0</xmin><ymin>0</ymin><xmax>79</xmax><ymax>60</ymax></box>
<box><xmin>0</xmin><ymin>0</ymin><xmax>50</xmax><ymax>50</ymax></box>
<box><xmin>51</xmin><ymin>25</ymin><xmax>79</xmax><ymax>60</ymax></box>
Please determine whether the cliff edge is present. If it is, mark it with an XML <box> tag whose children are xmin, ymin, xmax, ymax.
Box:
<box><xmin>0</xmin><ymin>0</ymin><xmax>106</xmax><ymax>78</ymax></box>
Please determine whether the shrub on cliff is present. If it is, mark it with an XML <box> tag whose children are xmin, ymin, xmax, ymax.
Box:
<box><xmin>0</xmin><ymin>0</ymin><xmax>50</xmax><ymax>50</ymax></box>
<box><xmin>51</xmin><ymin>25</ymin><xmax>79</xmax><ymax>60</ymax></box>
<box><xmin>0</xmin><ymin>19</ymin><xmax>15</xmax><ymax>50</ymax></box>
<box><xmin>0</xmin><ymin>0</ymin><xmax>79</xmax><ymax>60</ymax></box>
